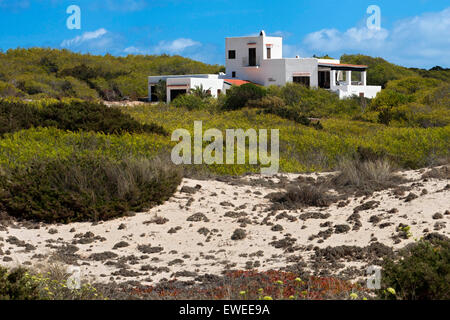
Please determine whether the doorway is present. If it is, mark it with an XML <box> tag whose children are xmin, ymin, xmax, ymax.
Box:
<box><xmin>170</xmin><ymin>89</ymin><xmax>187</xmax><ymax>102</ymax></box>
<box><xmin>318</xmin><ymin>71</ymin><xmax>330</xmax><ymax>89</ymax></box>
<box><xmin>249</xmin><ymin>48</ymin><xmax>256</xmax><ymax>66</ymax></box>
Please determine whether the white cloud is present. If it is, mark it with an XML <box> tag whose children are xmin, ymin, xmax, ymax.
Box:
<box><xmin>303</xmin><ymin>27</ymin><xmax>389</xmax><ymax>52</ymax></box>
<box><xmin>123</xmin><ymin>46</ymin><xmax>142</xmax><ymax>54</ymax></box>
<box><xmin>300</xmin><ymin>7</ymin><xmax>450</xmax><ymax>68</ymax></box>
<box><xmin>282</xmin><ymin>44</ymin><xmax>310</xmax><ymax>59</ymax></box>
<box><xmin>153</xmin><ymin>38</ymin><xmax>201</xmax><ymax>54</ymax></box>
<box><xmin>60</xmin><ymin>28</ymin><xmax>127</xmax><ymax>55</ymax></box>
<box><xmin>123</xmin><ymin>39</ymin><xmax>223</xmax><ymax>64</ymax></box>
<box><xmin>126</xmin><ymin>38</ymin><xmax>202</xmax><ymax>55</ymax></box>
<box><xmin>61</xmin><ymin>28</ymin><xmax>108</xmax><ymax>47</ymax></box>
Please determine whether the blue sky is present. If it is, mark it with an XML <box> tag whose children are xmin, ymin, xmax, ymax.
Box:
<box><xmin>0</xmin><ymin>0</ymin><xmax>449</xmax><ymax>68</ymax></box>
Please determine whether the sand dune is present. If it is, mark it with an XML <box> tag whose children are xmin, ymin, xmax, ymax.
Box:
<box><xmin>0</xmin><ymin>167</ymin><xmax>448</xmax><ymax>286</ymax></box>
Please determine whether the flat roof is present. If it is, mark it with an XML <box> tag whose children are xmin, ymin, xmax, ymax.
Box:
<box><xmin>318</xmin><ymin>63</ymin><xmax>368</xmax><ymax>70</ymax></box>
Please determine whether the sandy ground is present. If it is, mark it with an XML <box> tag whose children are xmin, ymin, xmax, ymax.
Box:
<box><xmin>0</xmin><ymin>167</ymin><xmax>448</xmax><ymax>286</ymax></box>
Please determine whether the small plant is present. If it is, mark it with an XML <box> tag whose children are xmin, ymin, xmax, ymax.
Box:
<box><xmin>379</xmin><ymin>238</ymin><xmax>450</xmax><ymax>300</ymax></box>
<box><xmin>191</xmin><ymin>84</ymin><xmax>212</xmax><ymax>99</ymax></box>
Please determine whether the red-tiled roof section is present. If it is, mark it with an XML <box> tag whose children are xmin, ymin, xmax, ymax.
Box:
<box><xmin>224</xmin><ymin>79</ymin><xmax>253</xmax><ymax>86</ymax></box>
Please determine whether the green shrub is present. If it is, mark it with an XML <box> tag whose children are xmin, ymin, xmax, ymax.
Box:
<box><xmin>390</xmin><ymin>103</ymin><xmax>450</xmax><ymax>128</ymax></box>
<box><xmin>263</xmin><ymin>105</ymin><xmax>312</xmax><ymax>126</ymax></box>
<box><xmin>340</xmin><ymin>54</ymin><xmax>418</xmax><ymax>87</ymax></box>
<box><xmin>0</xmin><ymin>99</ymin><xmax>168</xmax><ymax>136</ymax></box>
<box><xmin>246</xmin><ymin>95</ymin><xmax>286</xmax><ymax>109</ymax></box>
<box><xmin>223</xmin><ymin>83</ymin><xmax>267</xmax><ymax>110</ymax></box>
<box><xmin>0</xmin><ymin>265</ymin><xmax>104</xmax><ymax>300</ymax></box>
<box><xmin>191</xmin><ymin>84</ymin><xmax>213</xmax><ymax>99</ymax></box>
<box><xmin>0</xmin><ymin>155</ymin><xmax>182</xmax><ymax>223</ymax></box>
<box><xmin>379</xmin><ymin>237</ymin><xmax>450</xmax><ymax>300</ymax></box>
<box><xmin>267</xmin><ymin>83</ymin><xmax>361</xmax><ymax>119</ymax></box>
<box><xmin>0</xmin><ymin>267</ymin><xmax>40</xmax><ymax>300</ymax></box>
<box><xmin>171</xmin><ymin>94</ymin><xmax>209</xmax><ymax>110</ymax></box>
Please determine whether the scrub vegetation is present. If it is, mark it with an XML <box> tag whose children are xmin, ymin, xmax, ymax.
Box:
<box><xmin>0</xmin><ymin>51</ymin><xmax>448</xmax><ymax>300</ymax></box>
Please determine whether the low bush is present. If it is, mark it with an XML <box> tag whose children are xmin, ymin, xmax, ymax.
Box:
<box><xmin>269</xmin><ymin>184</ymin><xmax>334</xmax><ymax>209</ymax></box>
<box><xmin>330</xmin><ymin>158</ymin><xmax>405</xmax><ymax>194</ymax></box>
<box><xmin>379</xmin><ymin>237</ymin><xmax>450</xmax><ymax>300</ymax></box>
<box><xmin>222</xmin><ymin>83</ymin><xmax>267</xmax><ymax>110</ymax></box>
<box><xmin>0</xmin><ymin>265</ymin><xmax>103</xmax><ymax>300</ymax></box>
<box><xmin>0</xmin><ymin>98</ymin><xmax>168</xmax><ymax>136</ymax></box>
<box><xmin>0</xmin><ymin>267</ymin><xmax>40</xmax><ymax>300</ymax></box>
<box><xmin>171</xmin><ymin>94</ymin><xmax>210</xmax><ymax>110</ymax></box>
<box><xmin>122</xmin><ymin>270</ymin><xmax>369</xmax><ymax>300</ymax></box>
<box><xmin>0</xmin><ymin>154</ymin><xmax>182</xmax><ymax>223</ymax></box>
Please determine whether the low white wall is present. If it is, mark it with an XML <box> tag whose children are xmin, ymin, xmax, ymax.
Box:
<box><xmin>336</xmin><ymin>85</ymin><xmax>382</xmax><ymax>99</ymax></box>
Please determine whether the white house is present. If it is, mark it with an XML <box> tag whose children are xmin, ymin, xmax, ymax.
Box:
<box><xmin>148</xmin><ymin>30</ymin><xmax>381</xmax><ymax>102</ymax></box>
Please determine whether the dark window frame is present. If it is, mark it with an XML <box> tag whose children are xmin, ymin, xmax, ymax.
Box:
<box><xmin>267</xmin><ymin>47</ymin><xmax>271</xmax><ymax>59</ymax></box>
<box><xmin>232</xmin><ymin>71</ymin><xmax>236</xmax><ymax>78</ymax></box>
<box><xmin>228</xmin><ymin>50</ymin><xmax>236</xmax><ymax>59</ymax></box>
<box><xmin>293</xmin><ymin>76</ymin><xmax>310</xmax><ymax>88</ymax></box>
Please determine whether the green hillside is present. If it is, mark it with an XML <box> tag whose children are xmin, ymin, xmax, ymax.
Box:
<box><xmin>341</xmin><ymin>54</ymin><xmax>450</xmax><ymax>87</ymax></box>
<box><xmin>0</xmin><ymin>48</ymin><xmax>224</xmax><ymax>101</ymax></box>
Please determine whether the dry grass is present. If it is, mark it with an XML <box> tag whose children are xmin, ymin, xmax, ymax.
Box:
<box><xmin>269</xmin><ymin>184</ymin><xmax>335</xmax><ymax>209</ymax></box>
<box><xmin>421</xmin><ymin>165</ymin><xmax>450</xmax><ymax>180</ymax></box>
<box><xmin>329</xmin><ymin>158</ymin><xmax>406</xmax><ymax>194</ymax></box>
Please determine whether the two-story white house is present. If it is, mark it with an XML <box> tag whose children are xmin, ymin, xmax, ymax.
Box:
<box><xmin>148</xmin><ymin>30</ymin><xmax>381</xmax><ymax>102</ymax></box>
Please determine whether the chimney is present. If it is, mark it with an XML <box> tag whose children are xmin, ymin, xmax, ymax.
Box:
<box><xmin>259</xmin><ymin>30</ymin><xmax>266</xmax><ymax>37</ymax></box>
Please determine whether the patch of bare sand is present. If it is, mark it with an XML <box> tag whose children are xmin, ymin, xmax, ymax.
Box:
<box><xmin>0</xmin><ymin>167</ymin><xmax>448</xmax><ymax>286</ymax></box>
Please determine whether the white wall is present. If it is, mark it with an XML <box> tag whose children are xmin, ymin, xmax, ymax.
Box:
<box><xmin>148</xmin><ymin>74</ymin><xmax>220</xmax><ymax>102</ymax></box>
<box><xmin>162</xmin><ymin>77</ymin><xmax>225</xmax><ymax>103</ymax></box>
<box><xmin>225</xmin><ymin>33</ymin><xmax>282</xmax><ymax>80</ymax></box>
<box><xmin>336</xmin><ymin>85</ymin><xmax>382</xmax><ymax>99</ymax></box>
<box><xmin>285</xmin><ymin>58</ymin><xmax>319</xmax><ymax>87</ymax></box>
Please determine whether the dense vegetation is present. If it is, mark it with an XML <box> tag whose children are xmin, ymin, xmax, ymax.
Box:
<box><xmin>0</xmin><ymin>48</ymin><xmax>223</xmax><ymax>101</ymax></box>
<box><xmin>0</xmin><ymin>98</ymin><xmax>181</xmax><ymax>223</ymax></box>
<box><xmin>341</xmin><ymin>54</ymin><xmax>450</xmax><ymax>87</ymax></box>
<box><xmin>0</xmin><ymin>50</ymin><xmax>448</xmax><ymax>300</ymax></box>
<box><xmin>0</xmin><ymin>154</ymin><xmax>181</xmax><ymax>223</ymax></box>
<box><xmin>126</xmin><ymin>103</ymin><xmax>449</xmax><ymax>173</ymax></box>
<box><xmin>379</xmin><ymin>237</ymin><xmax>450</xmax><ymax>300</ymax></box>
<box><xmin>0</xmin><ymin>266</ymin><xmax>103</xmax><ymax>300</ymax></box>
<box><xmin>0</xmin><ymin>50</ymin><xmax>448</xmax><ymax>222</ymax></box>
<box><xmin>0</xmin><ymin>98</ymin><xmax>167</xmax><ymax>136</ymax></box>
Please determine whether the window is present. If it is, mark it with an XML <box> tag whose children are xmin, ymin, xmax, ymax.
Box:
<box><xmin>228</xmin><ymin>50</ymin><xmax>236</xmax><ymax>59</ymax></box>
<box><xmin>267</xmin><ymin>47</ymin><xmax>271</xmax><ymax>59</ymax></box>
<box><xmin>293</xmin><ymin>76</ymin><xmax>310</xmax><ymax>87</ymax></box>
<box><xmin>232</xmin><ymin>71</ymin><xmax>236</xmax><ymax>78</ymax></box>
